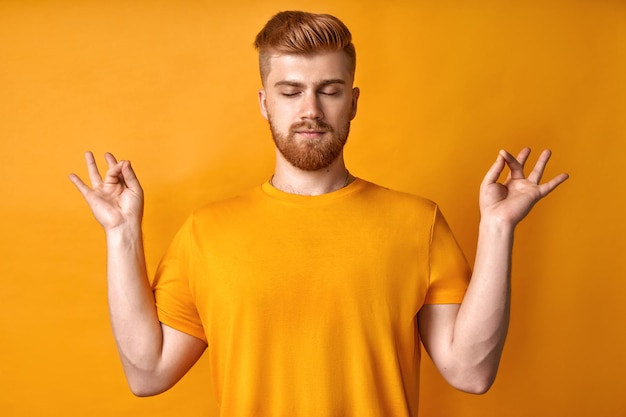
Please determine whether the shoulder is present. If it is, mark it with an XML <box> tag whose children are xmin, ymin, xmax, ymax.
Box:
<box><xmin>357</xmin><ymin>179</ymin><xmax>438</xmax><ymax>213</ymax></box>
<box><xmin>191</xmin><ymin>186</ymin><xmax>261</xmax><ymax>217</ymax></box>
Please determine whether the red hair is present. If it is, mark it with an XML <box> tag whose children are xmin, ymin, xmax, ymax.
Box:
<box><xmin>254</xmin><ymin>11</ymin><xmax>356</xmax><ymax>84</ymax></box>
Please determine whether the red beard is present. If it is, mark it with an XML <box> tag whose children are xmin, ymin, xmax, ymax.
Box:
<box><xmin>268</xmin><ymin>118</ymin><xmax>351</xmax><ymax>171</ymax></box>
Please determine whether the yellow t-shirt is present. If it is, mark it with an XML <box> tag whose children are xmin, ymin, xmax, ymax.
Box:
<box><xmin>153</xmin><ymin>178</ymin><xmax>470</xmax><ymax>416</ymax></box>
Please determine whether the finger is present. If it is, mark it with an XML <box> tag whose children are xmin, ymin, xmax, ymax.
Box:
<box><xmin>538</xmin><ymin>172</ymin><xmax>569</xmax><ymax>197</ymax></box>
<box><xmin>527</xmin><ymin>149</ymin><xmax>552</xmax><ymax>184</ymax></box>
<box><xmin>499</xmin><ymin>149</ymin><xmax>525</xmax><ymax>180</ymax></box>
<box><xmin>515</xmin><ymin>147</ymin><xmax>532</xmax><ymax>168</ymax></box>
<box><xmin>482</xmin><ymin>152</ymin><xmax>506</xmax><ymax>186</ymax></box>
<box><xmin>84</xmin><ymin>151</ymin><xmax>103</xmax><ymax>187</ymax></box>
<box><xmin>104</xmin><ymin>152</ymin><xmax>118</xmax><ymax>168</ymax></box>
<box><xmin>101</xmin><ymin>153</ymin><xmax>125</xmax><ymax>185</ymax></box>
<box><xmin>120</xmin><ymin>160</ymin><xmax>143</xmax><ymax>195</ymax></box>
<box><xmin>68</xmin><ymin>173</ymin><xmax>92</xmax><ymax>197</ymax></box>
<box><xmin>504</xmin><ymin>148</ymin><xmax>531</xmax><ymax>182</ymax></box>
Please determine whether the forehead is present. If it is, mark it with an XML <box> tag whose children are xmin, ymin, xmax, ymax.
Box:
<box><xmin>265</xmin><ymin>51</ymin><xmax>353</xmax><ymax>86</ymax></box>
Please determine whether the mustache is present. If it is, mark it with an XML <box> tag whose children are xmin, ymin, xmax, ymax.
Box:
<box><xmin>290</xmin><ymin>121</ymin><xmax>333</xmax><ymax>133</ymax></box>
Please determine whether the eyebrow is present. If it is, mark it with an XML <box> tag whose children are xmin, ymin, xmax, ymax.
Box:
<box><xmin>273</xmin><ymin>79</ymin><xmax>347</xmax><ymax>89</ymax></box>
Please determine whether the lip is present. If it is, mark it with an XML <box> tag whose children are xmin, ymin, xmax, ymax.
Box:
<box><xmin>296</xmin><ymin>129</ymin><xmax>327</xmax><ymax>134</ymax></box>
<box><xmin>296</xmin><ymin>131</ymin><xmax>326</xmax><ymax>137</ymax></box>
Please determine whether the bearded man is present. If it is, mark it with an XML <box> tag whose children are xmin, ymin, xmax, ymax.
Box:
<box><xmin>70</xmin><ymin>10</ymin><xmax>568</xmax><ymax>417</ymax></box>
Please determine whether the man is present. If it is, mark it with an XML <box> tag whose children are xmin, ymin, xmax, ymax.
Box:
<box><xmin>69</xmin><ymin>11</ymin><xmax>568</xmax><ymax>416</ymax></box>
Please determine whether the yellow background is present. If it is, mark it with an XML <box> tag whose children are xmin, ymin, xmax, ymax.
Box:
<box><xmin>1</xmin><ymin>0</ymin><xmax>624</xmax><ymax>416</ymax></box>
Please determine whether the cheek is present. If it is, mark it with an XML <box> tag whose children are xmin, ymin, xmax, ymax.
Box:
<box><xmin>268</xmin><ymin>102</ymin><xmax>297</xmax><ymax>124</ymax></box>
<box><xmin>329</xmin><ymin>101</ymin><xmax>356</xmax><ymax>122</ymax></box>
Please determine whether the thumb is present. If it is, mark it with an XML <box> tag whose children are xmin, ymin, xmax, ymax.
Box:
<box><xmin>481</xmin><ymin>152</ymin><xmax>506</xmax><ymax>188</ymax></box>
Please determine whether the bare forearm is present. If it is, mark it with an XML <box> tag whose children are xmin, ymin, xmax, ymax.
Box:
<box><xmin>452</xmin><ymin>217</ymin><xmax>513</xmax><ymax>388</ymax></box>
<box><xmin>422</xmin><ymin>148</ymin><xmax>567</xmax><ymax>394</ymax></box>
<box><xmin>105</xmin><ymin>224</ymin><xmax>163</xmax><ymax>384</ymax></box>
<box><xmin>71</xmin><ymin>153</ymin><xmax>204</xmax><ymax>396</ymax></box>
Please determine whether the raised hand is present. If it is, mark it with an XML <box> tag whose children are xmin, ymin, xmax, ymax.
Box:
<box><xmin>69</xmin><ymin>152</ymin><xmax>144</xmax><ymax>231</ymax></box>
<box><xmin>479</xmin><ymin>148</ymin><xmax>569</xmax><ymax>227</ymax></box>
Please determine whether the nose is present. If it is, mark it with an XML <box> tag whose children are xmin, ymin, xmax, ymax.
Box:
<box><xmin>300</xmin><ymin>92</ymin><xmax>324</xmax><ymax>120</ymax></box>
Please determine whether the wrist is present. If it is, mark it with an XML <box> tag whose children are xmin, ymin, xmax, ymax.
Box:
<box><xmin>479</xmin><ymin>215</ymin><xmax>516</xmax><ymax>236</ymax></box>
<box><xmin>105</xmin><ymin>222</ymin><xmax>143</xmax><ymax>243</ymax></box>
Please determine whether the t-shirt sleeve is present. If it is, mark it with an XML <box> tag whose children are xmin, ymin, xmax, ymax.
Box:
<box><xmin>424</xmin><ymin>205</ymin><xmax>471</xmax><ymax>304</ymax></box>
<box><xmin>152</xmin><ymin>215</ymin><xmax>207</xmax><ymax>343</ymax></box>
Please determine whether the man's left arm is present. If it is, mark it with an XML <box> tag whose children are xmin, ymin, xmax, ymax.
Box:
<box><xmin>418</xmin><ymin>148</ymin><xmax>569</xmax><ymax>394</ymax></box>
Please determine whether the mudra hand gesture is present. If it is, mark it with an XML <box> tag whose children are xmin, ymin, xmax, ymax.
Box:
<box><xmin>480</xmin><ymin>148</ymin><xmax>569</xmax><ymax>227</ymax></box>
<box><xmin>69</xmin><ymin>152</ymin><xmax>144</xmax><ymax>232</ymax></box>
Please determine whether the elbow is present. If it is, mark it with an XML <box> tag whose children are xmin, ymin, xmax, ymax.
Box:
<box><xmin>444</xmin><ymin>347</ymin><xmax>504</xmax><ymax>394</ymax></box>
<box><xmin>125</xmin><ymin>370</ymin><xmax>173</xmax><ymax>397</ymax></box>
<box><xmin>127</xmin><ymin>379</ymin><xmax>165</xmax><ymax>397</ymax></box>
<box><xmin>455</xmin><ymin>377</ymin><xmax>495</xmax><ymax>395</ymax></box>
<box><xmin>445</xmin><ymin>366</ymin><xmax>498</xmax><ymax>395</ymax></box>
<box><xmin>128</xmin><ymin>379</ymin><xmax>172</xmax><ymax>397</ymax></box>
<box><xmin>119</xmin><ymin>356</ymin><xmax>177</xmax><ymax>397</ymax></box>
<box><xmin>129</xmin><ymin>385</ymin><xmax>158</xmax><ymax>398</ymax></box>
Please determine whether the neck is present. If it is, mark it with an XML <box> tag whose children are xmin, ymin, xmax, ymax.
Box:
<box><xmin>270</xmin><ymin>151</ymin><xmax>353</xmax><ymax>196</ymax></box>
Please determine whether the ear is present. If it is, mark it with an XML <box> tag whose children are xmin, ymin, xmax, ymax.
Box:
<box><xmin>350</xmin><ymin>87</ymin><xmax>360</xmax><ymax>120</ymax></box>
<box><xmin>258</xmin><ymin>89</ymin><xmax>269</xmax><ymax>120</ymax></box>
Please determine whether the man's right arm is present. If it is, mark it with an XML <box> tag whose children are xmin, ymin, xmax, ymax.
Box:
<box><xmin>70</xmin><ymin>152</ymin><xmax>206</xmax><ymax>396</ymax></box>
